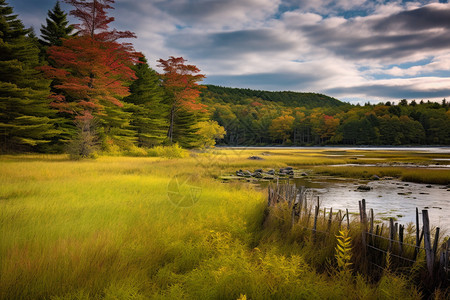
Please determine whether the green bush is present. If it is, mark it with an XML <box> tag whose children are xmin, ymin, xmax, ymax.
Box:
<box><xmin>147</xmin><ymin>143</ymin><xmax>188</xmax><ymax>158</ymax></box>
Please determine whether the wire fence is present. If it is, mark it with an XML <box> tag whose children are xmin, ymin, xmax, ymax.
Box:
<box><xmin>266</xmin><ymin>181</ymin><xmax>450</xmax><ymax>288</ymax></box>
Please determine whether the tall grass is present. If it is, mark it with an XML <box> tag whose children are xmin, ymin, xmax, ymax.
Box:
<box><xmin>314</xmin><ymin>166</ymin><xmax>450</xmax><ymax>185</ymax></box>
<box><xmin>0</xmin><ymin>153</ymin><xmax>440</xmax><ymax>299</ymax></box>
<box><xmin>260</xmin><ymin>184</ymin><xmax>450</xmax><ymax>299</ymax></box>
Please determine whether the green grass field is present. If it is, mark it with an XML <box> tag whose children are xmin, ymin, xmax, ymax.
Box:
<box><xmin>2</xmin><ymin>149</ymin><xmax>447</xmax><ymax>299</ymax></box>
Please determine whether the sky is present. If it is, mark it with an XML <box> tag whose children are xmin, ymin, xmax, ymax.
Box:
<box><xmin>11</xmin><ymin>0</ymin><xmax>450</xmax><ymax>104</ymax></box>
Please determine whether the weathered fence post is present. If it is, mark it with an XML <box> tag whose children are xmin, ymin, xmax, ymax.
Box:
<box><xmin>399</xmin><ymin>225</ymin><xmax>404</xmax><ymax>256</ymax></box>
<box><xmin>414</xmin><ymin>207</ymin><xmax>420</xmax><ymax>260</ymax></box>
<box><xmin>359</xmin><ymin>200</ymin><xmax>362</xmax><ymax>222</ymax></box>
<box><xmin>422</xmin><ymin>210</ymin><xmax>434</xmax><ymax>278</ymax></box>
<box><xmin>298</xmin><ymin>190</ymin><xmax>303</xmax><ymax>218</ymax></box>
<box><xmin>433</xmin><ymin>227</ymin><xmax>440</xmax><ymax>262</ymax></box>
<box><xmin>369</xmin><ymin>208</ymin><xmax>374</xmax><ymax>245</ymax></box>
<box><xmin>389</xmin><ymin>218</ymin><xmax>394</xmax><ymax>252</ymax></box>
<box><xmin>395</xmin><ymin>223</ymin><xmax>399</xmax><ymax>252</ymax></box>
<box><xmin>346</xmin><ymin>208</ymin><xmax>350</xmax><ymax>230</ymax></box>
<box><xmin>337</xmin><ymin>209</ymin><xmax>342</xmax><ymax>229</ymax></box>
<box><xmin>360</xmin><ymin>199</ymin><xmax>367</xmax><ymax>263</ymax></box>
<box><xmin>362</xmin><ymin>199</ymin><xmax>367</xmax><ymax>224</ymax></box>
<box><xmin>327</xmin><ymin>207</ymin><xmax>333</xmax><ymax>232</ymax></box>
<box><xmin>313</xmin><ymin>204</ymin><xmax>319</xmax><ymax>241</ymax></box>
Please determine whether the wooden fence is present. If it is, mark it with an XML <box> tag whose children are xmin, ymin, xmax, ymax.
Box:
<box><xmin>267</xmin><ymin>181</ymin><xmax>449</xmax><ymax>288</ymax></box>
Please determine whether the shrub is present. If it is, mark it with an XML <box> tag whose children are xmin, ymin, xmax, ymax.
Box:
<box><xmin>147</xmin><ymin>143</ymin><xmax>188</xmax><ymax>158</ymax></box>
<box><xmin>123</xmin><ymin>145</ymin><xmax>148</xmax><ymax>157</ymax></box>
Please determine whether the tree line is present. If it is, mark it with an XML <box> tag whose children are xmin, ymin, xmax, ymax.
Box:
<box><xmin>202</xmin><ymin>86</ymin><xmax>450</xmax><ymax>145</ymax></box>
<box><xmin>0</xmin><ymin>0</ymin><xmax>224</xmax><ymax>157</ymax></box>
<box><xmin>1</xmin><ymin>0</ymin><xmax>449</xmax><ymax>158</ymax></box>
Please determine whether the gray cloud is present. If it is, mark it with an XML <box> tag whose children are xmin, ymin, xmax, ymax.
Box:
<box><xmin>373</xmin><ymin>4</ymin><xmax>450</xmax><ymax>32</ymax></box>
<box><xmin>205</xmin><ymin>71</ymin><xmax>323</xmax><ymax>91</ymax></box>
<box><xmin>299</xmin><ymin>3</ymin><xmax>450</xmax><ymax>61</ymax></box>
<box><xmin>154</xmin><ymin>0</ymin><xmax>279</xmax><ymax>28</ymax></box>
<box><xmin>326</xmin><ymin>84</ymin><xmax>450</xmax><ymax>100</ymax></box>
<box><xmin>166</xmin><ymin>29</ymin><xmax>297</xmax><ymax>59</ymax></box>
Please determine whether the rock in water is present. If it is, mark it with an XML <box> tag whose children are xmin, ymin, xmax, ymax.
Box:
<box><xmin>253</xmin><ymin>172</ymin><xmax>263</xmax><ymax>178</ymax></box>
<box><xmin>357</xmin><ymin>185</ymin><xmax>372</xmax><ymax>191</ymax></box>
<box><xmin>248</xmin><ymin>156</ymin><xmax>263</xmax><ymax>160</ymax></box>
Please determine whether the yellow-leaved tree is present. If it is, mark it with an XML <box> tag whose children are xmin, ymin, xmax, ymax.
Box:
<box><xmin>193</xmin><ymin>120</ymin><xmax>226</xmax><ymax>149</ymax></box>
<box><xmin>269</xmin><ymin>115</ymin><xmax>295</xmax><ymax>144</ymax></box>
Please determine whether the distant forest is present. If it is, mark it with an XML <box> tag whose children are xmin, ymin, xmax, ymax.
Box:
<box><xmin>201</xmin><ymin>85</ymin><xmax>450</xmax><ymax>146</ymax></box>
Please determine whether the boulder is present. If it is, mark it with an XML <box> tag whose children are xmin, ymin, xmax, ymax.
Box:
<box><xmin>370</xmin><ymin>175</ymin><xmax>380</xmax><ymax>180</ymax></box>
<box><xmin>243</xmin><ymin>170</ymin><xmax>252</xmax><ymax>177</ymax></box>
<box><xmin>357</xmin><ymin>185</ymin><xmax>372</xmax><ymax>191</ymax></box>
<box><xmin>248</xmin><ymin>156</ymin><xmax>263</xmax><ymax>160</ymax></box>
<box><xmin>253</xmin><ymin>172</ymin><xmax>263</xmax><ymax>178</ymax></box>
<box><xmin>279</xmin><ymin>168</ymin><xmax>294</xmax><ymax>175</ymax></box>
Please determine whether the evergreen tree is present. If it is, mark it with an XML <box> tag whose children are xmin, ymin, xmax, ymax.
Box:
<box><xmin>39</xmin><ymin>1</ymin><xmax>77</xmax><ymax>149</ymax></box>
<box><xmin>123</xmin><ymin>56</ymin><xmax>168</xmax><ymax>147</ymax></box>
<box><xmin>0</xmin><ymin>0</ymin><xmax>59</xmax><ymax>152</ymax></box>
<box><xmin>40</xmin><ymin>1</ymin><xmax>75</xmax><ymax>47</ymax></box>
<box><xmin>172</xmin><ymin>108</ymin><xmax>209</xmax><ymax>148</ymax></box>
<box><xmin>97</xmin><ymin>101</ymin><xmax>137</xmax><ymax>151</ymax></box>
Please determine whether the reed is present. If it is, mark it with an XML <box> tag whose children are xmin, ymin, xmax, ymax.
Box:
<box><xmin>314</xmin><ymin>165</ymin><xmax>449</xmax><ymax>185</ymax></box>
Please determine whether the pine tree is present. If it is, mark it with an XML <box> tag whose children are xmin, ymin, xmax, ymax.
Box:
<box><xmin>0</xmin><ymin>0</ymin><xmax>59</xmax><ymax>153</ymax></box>
<box><xmin>123</xmin><ymin>56</ymin><xmax>168</xmax><ymax>147</ymax></box>
<box><xmin>38</xmin><ymin>1</ymin><xmax>77</xmax><ymax>150</ymax></box>
<box><xmin>97</xmin><ymin>101</ymin><xmax>137</xmax><ymax>150</ymax></box>
<box><xmin>172</xmin><ymin>108</ymin><xmax>209</xmax><ymax>148</ymax></box>
<box><xmin>40</xmin><ymin>1</ymin><xmax>75</xmax><ymax>47</ymax></box>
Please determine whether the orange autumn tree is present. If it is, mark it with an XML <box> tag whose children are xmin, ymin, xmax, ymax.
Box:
<box><xmin>40</xmin><ymin>0</ymin><xmax>140</xmax><ymax>156</ymax></box>
<box><xmin>157</xmin><ymin>56</ymin><xmax>206</xmax><ymax>143</ymax></box>
<box><xmin>269</xmin><ymin>115</ymin><xmax>295</xmax><ymax>144</ymax></box>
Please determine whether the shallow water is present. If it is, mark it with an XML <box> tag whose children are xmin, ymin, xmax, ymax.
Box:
<box><xmin>288</xmin><ymin>177</ymin><xmax>450</xmax><ymax>232</ymax></box>
<box><xmin>223</xmin><ymin>146</ymin><xmax>450</xmax><ymax>154</ymax></box>
<box><xmin>235</xmin><ymin>146</ymin><xmax>450</xmax><ymax>231</ymax></box>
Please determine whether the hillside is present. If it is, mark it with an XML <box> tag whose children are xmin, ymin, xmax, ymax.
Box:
<box><xmin>200</xmin><ymin>85</ymin><xmax>450</xmax><ymax>146</ymax></box>
<box><xmin>200</xmin><ymin>85</ymin><xmax>346</xmax><ymax>109</ymax></box>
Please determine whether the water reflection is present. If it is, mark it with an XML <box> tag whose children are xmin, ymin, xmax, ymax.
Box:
<box><xmin>260</xmin><ymin>177</ymin><xmax>450</xmax><ymax>231</ymax></box>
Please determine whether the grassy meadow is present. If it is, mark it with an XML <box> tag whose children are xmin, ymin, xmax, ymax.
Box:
<box><xmin>1</xmin><ymin>148</ymin><xmax>448</xmax><ymax>299</ymax></box>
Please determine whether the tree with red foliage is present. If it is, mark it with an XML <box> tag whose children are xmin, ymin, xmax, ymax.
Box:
<box><xmin>157</xmin><ymin>56</ymin><xmax>206</xmax><ymax>142</ymax></box>
<box><xmin>39</xmin><ymin>0</ymin><xmax>140</xmax><ymax>157</ymax></box>
<box><xmin>40</xmin><ymin>0</ymin><xmax>140</xmax><ymax>119</ymax></box>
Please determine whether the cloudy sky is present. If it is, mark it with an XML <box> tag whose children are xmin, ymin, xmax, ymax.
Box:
<box><xmin>12</xmin><ymin>0</ymin><xmax>450</xmax><ymax>103</ymax></box>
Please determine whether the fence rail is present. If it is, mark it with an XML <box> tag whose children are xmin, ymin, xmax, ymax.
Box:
<box><xmin>266</xmin><ymin>182</ymin><xmax>450</xmax><ymax>288</ymax></box>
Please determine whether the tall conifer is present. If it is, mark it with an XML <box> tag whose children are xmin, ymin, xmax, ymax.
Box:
<box><xmin>123</xmin><ymin>56</ymin><xmax>168</xmax><ymax>147</ymax></box>
<box><xmin>0</xmin><ymin>0</ymin><xmax>58</xmax><ymax>152</ymax></box>
<box><xmin>40</xmin><ymin>1</ymin><xmax>75</xmax><ymax>47</ymax></box>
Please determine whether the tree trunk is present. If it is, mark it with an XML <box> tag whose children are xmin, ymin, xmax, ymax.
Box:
<box><xmin>167</xmin><ymin>105</ymin><xmax>175</xmax><ymax>143</ymax></box>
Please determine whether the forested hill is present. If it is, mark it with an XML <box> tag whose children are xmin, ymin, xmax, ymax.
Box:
<box><xmin>201</xmin><ymin>85</ymin><xmax>346</xmax><ymax>109</ymax></box>
<box><xmin>200</xmin><ymin>84</ymin><xmax>450</xmax><ymax>146</ymax></box>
